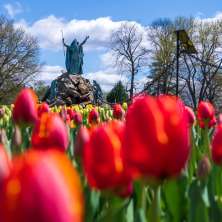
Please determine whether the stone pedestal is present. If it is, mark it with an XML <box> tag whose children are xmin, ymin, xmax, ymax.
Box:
<box><xmin>43</xmin><ymin>73</ymin><xmax>94</xmax><ymax>106</ymax></box>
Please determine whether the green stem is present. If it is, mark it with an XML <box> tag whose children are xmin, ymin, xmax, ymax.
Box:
<box><xmin>202</xmin><ymin>127</ymin><xmax>210</xmax><ymax>157</ymax></box>
<box><xmin>188</xmin><ymin>126</ymin><xmax>197</xmax><ymax>181</ymax></box>
<box><xmin>139</xmin><ymin>184</ymin><xmax>146</xmax><ymax>210</ymax></box>
<box><xmin>133</xmin><ymin>181</ymin><xmax>147</xmax><ymax>221</ymax></box>
<box><xmin>148</xmin><ymin>185</ymin><xmax>161</xmax><ymax>222</ymax></box>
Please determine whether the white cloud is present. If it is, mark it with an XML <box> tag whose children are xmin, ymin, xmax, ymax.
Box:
<box><xmin>195</xmin><ymin>12</ymin><xmax>205</xmax><ymax>19</ymax></box>
<box><xmin>84</xmin><ymin>69</ymin><xmax>127</xmax><ymax>92</ymax></box>
<box><xmin>134</xmin><ymin>76</ymin><xmax>148</xmax><ymax>93</ymax></box>
<box><xmin>37</xmin><ymin>65</ymin><xmax>64</xmax><ymax>83</ymax></box>
<box><xmin>100</xmin><ymin>51</ymin><xmax>116</xmax><ymax>68</ymax></box>
<box><xmin>14</xmin><ymin>15</ymin><xmax>148</xmax><ymax>52</ymax></box>
<box><xmin>196</xmin><ymin>11</ymin><xmax>222</xmax><ymax>23</ymax></box>
<box><xmin>4</xmin><ymin>2</ymin><xmax>23</xmax><ymax>18</ymax></box>
<box><xmin>13</xmin><ymin>12</ymin><xmax>222</xmax><ymax>52</ymax></box>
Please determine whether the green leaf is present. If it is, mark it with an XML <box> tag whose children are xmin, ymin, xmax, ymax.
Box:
<box><xmin>134</xmin><ymin>208</ymin><xmax>147</xmax><ymax>222</ymax></box>
<box><xmin>97</xmin><ymin>194</ymin><xmax>130</xmax><ymax>222</ymax></box>
<box><xmin>147</xmin><ymin>185</ymin><xmax>161</xmax><ymax>222</ymax></box>
<box><xmin>84</xmin><ymin>186</ymin><xmax>101</xmax><ymax>222</ymax></box>
<box><xmin>163</xmin><ymin>175</ymin><xmax>188</xmax><ymax>222</ymax></box>
<box><xmin>126</xmin><ymin>200</ymin><xmax>134</xmax><ymax>222</ymax></box>
<box><xmin>207</xmin><ymin>165</ymin><xmax>222</xmax><ymax>222</ymax></box>
<box><xmin>188</xmin><ymin>180</ymin><xmax>209</xmax><ymax>222</ymax></box>
<box><xmin>132</xmin><ymin>181</ymin><xmax>147</xmax><ymax>222</ymax></box>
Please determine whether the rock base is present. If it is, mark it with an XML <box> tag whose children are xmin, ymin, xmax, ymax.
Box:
<box><xmin>43</xmin><ymin>73</ymin><xmax>94</xmax><ymax>106</ymax></box>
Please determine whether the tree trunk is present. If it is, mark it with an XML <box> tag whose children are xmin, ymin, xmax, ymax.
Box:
<box><xmin>130</xmin><ymin>67</ymin><xmax>135</xmax><ymax>101</ymax></box>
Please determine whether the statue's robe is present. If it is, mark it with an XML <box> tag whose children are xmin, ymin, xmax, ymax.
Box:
<box><xmin>65</xmin><ymin>40</ymin><xmax>83</xmax><ymax>74</ymax></box>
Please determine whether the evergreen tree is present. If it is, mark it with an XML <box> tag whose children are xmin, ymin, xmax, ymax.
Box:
<box><xmin>106</xmin><ymin>81</ymin><xmax>128</xmax><ymax>103</ymax></box>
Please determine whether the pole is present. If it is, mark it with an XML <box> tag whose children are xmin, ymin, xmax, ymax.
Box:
<box><xmin>176</xmin><ymin>30</ymin><xmax>180</xmax><ymax>96</ymax></box>
<box><xmin>61</xmin><ymin>30</ymin><xmax>65</xmax><ymax>57</ymax></box>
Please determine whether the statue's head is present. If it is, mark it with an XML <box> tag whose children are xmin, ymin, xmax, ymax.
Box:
<box><xmin>71</xmin><ymin>39</ymin><xmax>78</xmax><ymax>46</ymax></box>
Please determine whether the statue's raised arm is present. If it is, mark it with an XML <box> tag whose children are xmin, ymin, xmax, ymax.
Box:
<box><xmin>80</xmin><ymin>36</ymin><xmax>89</xmax><ymax>46</ymax></box>
<box><xmin>62</xmin><ymin>38</ymin><xmax>69</xmax><ymax>48</ymax></box>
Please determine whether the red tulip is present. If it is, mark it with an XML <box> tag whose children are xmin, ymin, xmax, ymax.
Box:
<box><xmin>113</xmin><ymin>104</ymin><xmax>125</xmax><ymax>120</ymax></box>
<box><xmin>75</xmin><ymin>126</ymin><xmax>90</xmax><ymax>158</ymax></box>
<box><xmin>67</xmin><ymin>108</ymin><xmax>75</xmax><ymax>120</ymax></box>
<box><xmin>73</xmin><ymin>112</ymin><xmax>83</xmax><ymax>125</ymax></box>
<box><xmin>59</xmin><ymin>106</ymin><xmax>70</xmax><ymax>123</ymax></box>
<box><xmin>0</xmin><ymin>145</ymin><xmax>11</xmax><ymax>187</ymax></box>
<box><xmin>209</xmin><ymin>116</ymin><xmax>217</xmax><ymax>128</ymax></box>
<box><xmin>123</xmin><ymin>95</ymin><xmax>190</xmax><ymax>180</ymax></box>
<box><xmin>88</xmin><ymin>108</ymin><xmax>99</xmax><ymax>124</ymax></box>
<box><xmin>218</xmin><ymin>114</ymin><xmax>222</xmax><ymax>124</ymax></box>
<box><xmin>13</xmin><ymin>88</ymin><xmax>38</xmax><ymax>126</ymax></box>
<box><xmin>66</xmin><ymin>114</ymin><xmax>71</xmax><ymax>124</ymax></box>
<box><xmin>197</xmin><ymin>101</ymin><xmax>215</xmax><ymax>128</ymax></box>
<box><xmin>212</xmin><ymin>124</ymin><xmax>222</xmax><ymax>165</ymax></box>
<box><xmin>31</xmin><ymin>113</ymin><xmax>69</xmax><ymax>151</ymax></box>
<box><xmin>37</xmin><ymin>102</ymin><xmax>50</xmax><ymax>117</ymax></box>
<box><xmin>75</xmin><ymin>112</ymin><xmax>83</xmax><ymax>125</ymax></box>
<box><xmin>185</xmin><ymin>106</ymin><xmax>196</xmax><ymax>126</ymax></box>
<box><xmin>83</xmin><ymin>120</ymin><xmax>131</xmax><ymax>194</ymax></box>
<box><xmin>0</xmin><ymin>149</ymin><xmax>84</xmax><ymax>222</ymax></box>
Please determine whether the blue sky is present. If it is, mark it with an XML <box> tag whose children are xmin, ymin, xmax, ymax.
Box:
<box><xmin>2</xmin><ymin>0</ymin><xmax>221</xmax><ymax>23</ymax></box>
<box><xmin>1</xmin><ymin>0</ymin><xmax>222</xmax><ymax>91</ymax></box>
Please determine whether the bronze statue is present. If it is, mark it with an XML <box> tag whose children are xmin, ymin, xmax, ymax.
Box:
<box><xmin>42</xmin><ymin>35</ymin><xmax>95</xmax><ymax>105</ymax></box>
<box><xmin>63</xmin><ymin>36</ymin><xmax>89</xmax><ymax>74</ymax></box>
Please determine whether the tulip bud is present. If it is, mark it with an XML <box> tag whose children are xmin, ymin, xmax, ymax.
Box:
<box><xmin>185</xmin><ymin>106</ymin><xmax>196</xmax><ymax>126</ymax></box>
<box><xmin>88</xmin><ymin>108</ymin><xmax>100</xmax><ymax>124</ymax></box>
<box><xmin>218</xmin><ymin>114</ymin><xmax>222</xmax><ymax>124</ymax></box>
<box><xmin>74</xmin><ymin>126</ymin><xmax>90</xmax><ymax>158</ymax></box>
<box><xmin>197</xmin><ymin>101</ymin><xmax>215</xmax><ymax>129</ymax></box>
<box><xmin>212</xmin><ymin>124</ymin><xmax>222</xmax><ymax>165</ymax></box>
<box><xmin>74</xmin><ymin>112</ymin><xmax>83</xmax><ymax>125</ymax></box>
<box><xmin>0</xmin><ymin>149</ymin><xmax>84</xmax><ymax>222</ymax></box>
<box><xmin>31</xmin><ymin>113</ymin><xmax>69</xmax><ymax>151</ymax></box>
<box><xmin>12</xmin><ymin>88</ymin><xmax>38</xmax><ymax>126</ymax></box>
<box><xmin>209</xmin><ymin>116</ymin><xmax>217</xmax><ymax>128</ymax></box>
<box><xmin>113</xmin><ymin>104</ymin><xmax>125</xmax><ymax>120</ymax></box>
<box><xmin>198</xmin><ymin>101</ymin><xmax>214</xmax><ymax>119</ymax></box>
<box><xmin>67</xmin><ymin>108</ymin><xmax>75</xmax><ymax>120</ymax></box>
<box><xmin>197</xmin><ymin>155</ymin><xmax>211</xmax><ymax>179</ymax></box>
<box><xmin>122</xmin><ymin>102</ymin><xmax>128</xmax><ymax>111</ymax></box>
<box><xmin>37</xmin><ymin>102</ymin><xmax>50</xmax><ymax>117</ymax></box>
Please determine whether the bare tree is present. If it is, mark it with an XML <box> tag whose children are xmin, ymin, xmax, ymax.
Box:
<box><xmin>111</xmin><ymin>23</ymin><xmax>149</xmax><ymax>100</ymax></box>
<box><xmin>147</xmin><ymin>18</ymin><xmax>176</xmax><ymax>95</ymax></box>
<box><xmin>147</xmin><ymin>17</ymin><xmax>222</xmax><ymax>109</ymax></box>
<box><xmin>0</xmin><ymin>15</ymin><xmax>40</xmax><ymax>103</ymax></box>
<box><xmin>180</xmin><ymin>19</ymin><xmax>222</xmax><ymax>108</ymax></box>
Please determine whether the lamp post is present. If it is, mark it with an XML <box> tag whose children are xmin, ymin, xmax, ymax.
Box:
<box><xmin>176</xmin><ymin>31</ymin><xmax>180</xmax><ymax>96</ymax></box>
<box><xmin>174</xmin><ymin>30</ymin><xmax>197</xmax><ymax>96</ymax></box>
